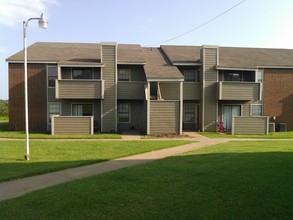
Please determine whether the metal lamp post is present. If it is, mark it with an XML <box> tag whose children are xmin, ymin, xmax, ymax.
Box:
<box><xmin>23</xmin><ymin>13</ymin><xmax>48</xmax><ymax>160</ymax></box>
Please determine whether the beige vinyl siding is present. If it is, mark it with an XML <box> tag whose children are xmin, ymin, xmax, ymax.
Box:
<box><xmin>101</xmin><ymin>44</ymin><xmax>117</xmax><ymax>132</ymax></box>
<box><xmin>117</xmin><ymin>82</ymin><xmax>146</xmax><ymax>99</ymax></box>
<box><xmin>52</xmin><ymin>116</ymin><xmax>93</xmax><ymax>135</ymax></box>
<box><xmin>150</xmin><ymin>101</ymin><xmax>179</xmax><ymax>134</ymax></box>
<box><xmin>202</xmin><ymin>47</ymin><xmax>218</xmax><ymax>131</ymax></box>
<box><xmin>218</xmin><ymin>82</ymin><xmax>261</xmax><ymax>100</ymax></box>
<box><xmin>232</xmin><ymin>116</ymin><xmax>269</xmax><ymax>135</ymax></box>
<box><xmin>56</xmin><ymin>80</ymin><xmax>103</xmax><ymax>99</ymax></box>
<box><xmin>159</xmin><ymin>82</ymin><xmax>180</xmax><ymax>100</ymax></box>
<box><xmin>183</xmin><ymin>83</ymin><xmax>201</xmax><ymax>100</ymax></box>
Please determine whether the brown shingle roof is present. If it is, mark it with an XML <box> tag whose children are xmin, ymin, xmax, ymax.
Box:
<box><xmin>161</xmin><ymin>45</ymin><xmax>201</xmax><ymax>64</ymax></box>
<box><xmin>142</xmin><ymin>47</ymin><xmax>183</xmax><ymax>79</ymax></box>
<box><xmin>219</xmin><ymin>47</ymin><xmax>293</xmax><ymax>69</ymax></box>
<box><xmin>117</xmin><ymin>44</ymin><xmax>145</xmax><ymax>64</ymax></box>
<box><xmin>6</xmin><ymin>42</ymin><xmax>102</xmax><ymax>65</ymax></box>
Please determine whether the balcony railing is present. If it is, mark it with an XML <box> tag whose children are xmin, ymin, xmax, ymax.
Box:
<box><xmin>183</xmin><ymin>82</ymin><xmax>201</xmax><ymax>100</ymax></box>
<box><xmin>218</xmin><ymin>81</ymin><xmax>261</xmax><ymax>100</ymax></box>
<box><xmin>117</xmin><ymin>81</ymin><xmax>146</xmax><ymax>100</ymax></box>
<box><xmin>56</xmin><ymin>80</ymin><xmax>104</xmax><ymax>99</ymax></box>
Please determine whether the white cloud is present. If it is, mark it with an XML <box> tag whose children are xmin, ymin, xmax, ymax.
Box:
<box><xmin>0</xmin><ymin>0</ymin><xmax>59</xmax><ymax>27</ymax></box>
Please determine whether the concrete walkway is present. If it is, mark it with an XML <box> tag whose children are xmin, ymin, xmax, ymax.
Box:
<box><xmin>0</xmin><ymin>134</ymin><xmax>228</xmax><ymax>201</ymax></box>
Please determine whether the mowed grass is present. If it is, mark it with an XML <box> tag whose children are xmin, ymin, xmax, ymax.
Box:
<box><xmin>1</xmin><ymin>141</ymin><xmax>292</xmax><ymax>219</ymax></box>
<box><xmin>201</xmin><ymin>131</ymin><xmax>293</xmax><ymax>139</ymax></box>
<box><xmin>0</xmin><ymin>140</ymin><xmax>193</xmax><ymax>182</ymax></box>
<box><xmin>0</xmin><ymin>122</ymin><xmax>121</xmax><ymax>139</ymax></box>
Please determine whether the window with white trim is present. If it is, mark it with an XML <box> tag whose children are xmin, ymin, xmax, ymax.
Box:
<box><xmin>72</xmin><ymin>104</ymin><xmax>93</xmax><ymax>116</ymax></box>
<box><xmin>118</xmin><ymin>103</ymin><xmax>130</xmax><ymax>123</ymax></box>
<box><xmin>48</xmin><ymin>66</ymin><xmax>58</xmax><ymax>87</ymax></box>
<box><xmin>184</xmin><ymin>70</ymin><xmax>199</xmax><ymax>82</ymax></box>
<box><xmin>251</xmin><ymin>104</ymin><xmax>262</xmax><ymax>116</ymax></box>
<box><xmin>118</xmin><ymin>69</ymin><xmax>131</xmax><ymax>81</ymax></box>
<box><xmin>48</xmin><ymin>102</ymin><xmax>61</xmax><ymax>123</ymax></box>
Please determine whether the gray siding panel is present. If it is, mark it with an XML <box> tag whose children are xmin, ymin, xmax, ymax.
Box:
<box><xmin>202</xmin><ymin>47</ymin><xmax>218</xmax><ymax>131</ymax></box>
<box><xmin>117</xmin><ymin>82</ymin><xmax>146</xmax><ymax>100</ymax></box>
<box><xmin>117</xmin><ymin>101</ymin><xmax>146</xmax><ymax>132</ymax></box>
<box><xmin>56</xmin><ymin>80</ymin><xmax>103</xmax><ymax>99</ymax></box>
<box><xmin>183</xmin><ymin>83</ymin><xmax>201</xmax><ymax>100</ymax></box>
<box><xmin>52</xmin><ymin>116</ymin><xmax>93</xmax><ymax>134</ymax></box>
<box><xmin>160</xmin><ymin>82</ymin><xmax>180</xmax><ymax>100</ymax></box>
<box><xmin>102</xmin><ymin>44</ymin><xmax>117</xmax><ymax>132</ymax></box>
<box><xmin>232</xmin><ymin>116</ymin><xmax>269</xmax><ymax>135</ymax></box>
<box><xmin>150</xmin><ymin>101</ymin><xmax>179</xmax><ymax>134</ymax></box>
<box><xmin>219</xmin><ymin>82</ymin><xmax>260</xmax><ymax>100</ymax></box>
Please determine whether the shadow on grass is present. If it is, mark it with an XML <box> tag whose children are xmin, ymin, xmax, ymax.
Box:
<box><xmin>0</xmin><ymin>159</ymin><xmax>107</xmax><ymax>182</ymax></box>
<box><xmin>0</xmin><ymin>122</ymin><xmax>9</xmax><ymax>132</ymax></box>
<box><xmin>1</xmin><ymin>151</ymin><xmax>293</xmax><ymax>219</ymax></box>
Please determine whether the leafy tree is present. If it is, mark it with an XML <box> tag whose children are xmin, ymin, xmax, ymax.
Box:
<box><xmin>0</xmin><ymin>100</ymin><xmax>8</xmax><ymax>116</ymax></box>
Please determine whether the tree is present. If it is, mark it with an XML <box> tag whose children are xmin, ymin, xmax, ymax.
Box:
<box><xmin>0</xmin><ymin>100</ymin><xmax>8</xmax><ymax>116</ymax></box>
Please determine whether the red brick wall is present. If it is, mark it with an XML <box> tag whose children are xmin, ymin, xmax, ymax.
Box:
<box><xmin>9</xmin><ymin>63</ymin><xmax>47</xmax><ymax>132</ymax></box>
<box><xmin>263</xmin><ymin>69</ymin><xmax>293</xmax><ymax>131</ymax></box>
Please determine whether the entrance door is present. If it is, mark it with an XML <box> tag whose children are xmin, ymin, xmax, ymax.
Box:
<box><xmin>223</xmin><ymin>105</ymin><xmax>241</xmax><ymax>130</ymax></box>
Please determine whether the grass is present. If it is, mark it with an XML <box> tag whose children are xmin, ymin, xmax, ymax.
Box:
<box><xmin>0</xmin><ymin>122</ymin><xmax>121</xmax><ymax>139</ymax></box>
<box><xmin>1</xmin><ymin>141</ymin><xmax>292</xmax><ymax>219</ymax></box>
<box><xmin>200</xmin><ymin>131</ymin><xmax>293</xmax><ymax>139</ymax></box>
<box><xmin>0</xmin><ymin>116</ymin><xmax>8</xmax><ymax>122</ymax></box>
<box><xmin>0</xmin><ymin>140</ymin><xmax>193</xmax><ymax>182</ymax></box>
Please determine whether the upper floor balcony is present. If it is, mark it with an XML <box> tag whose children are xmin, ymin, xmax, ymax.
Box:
<box><xmin>183</xmin><ymin>82</ymin><xmax>201</xmax><ymax>100</ymax></box>
<box><xmin>117</xmin><ymin>81</ymin><xmax>146</xmax><ymax>100</ymax></box>
<box><xmin>218</xmin><ymin>81</ymin><xmax>261</xmax><ymax>100</ymax></box>
<box><xmin>56</xmin><ymin>79</ymin><xmax>104</xmax><ymax>99</ymax></box>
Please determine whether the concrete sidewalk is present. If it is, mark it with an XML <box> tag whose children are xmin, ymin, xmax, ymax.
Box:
<box><xmin>0</xmin><ymin>137</ymin><xmax>228</xmax><ymax>201</ymax></box>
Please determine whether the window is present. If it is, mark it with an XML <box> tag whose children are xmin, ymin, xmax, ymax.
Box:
<box><xmin>72</xmin><ymin>68</ymin><xmax>92</xmax><ymax>79</ymax></box>
<box><xmin>118</xmin><ymin>69</ymin><xmax>130</xmax><ymax>81</ymax></box>
<box><xmin>48</xmin><ymin>102</ymin><xmax>61</xmax><ymax>123</ymax></box>
<box><xmin>184</xmin><ymin>70</ymin><xmax>199</xmax><ymax>82</ymax></box>
<box><xmin>118</xmin><ymin>103</ymin><xmax>130</xmax><ymax>123</ymax></box>
<box><xmin>48</xmin><ymin>66</ymin><xmax>58</xmax><ymax>87</ymax></box>
<box><xmin>224</xmin><ymin>72</ymin><xmax>241</xmax><ymax>81</ymax></box>
<box><xmin>251</xmin><ymin>104</ymin><xmax>262</xmax><ymax>116</ymax></box>
<box><xmin>184</xmin><ymin>103</ymin><xmax>195</xmax><ymax>122</ymax></box>
<box><xmin>223</xmin><ymin>70</ymin><xmax>255</xmax><ymax>82</ymax></box>
<box><xmin>72</xmin><ymin>104</ymin><xmax>93</xmax><ymax>116</ymax></box>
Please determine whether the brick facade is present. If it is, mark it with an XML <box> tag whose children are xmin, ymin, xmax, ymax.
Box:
<box><xmin>9</xmin><ymin>63</ymin><xmax>47</xmax><ymax>132</ymax></box>
<box><xmin>263</xmin><ymin>69</ymin><xmax>293</xmax><ymax>131</ymax></box>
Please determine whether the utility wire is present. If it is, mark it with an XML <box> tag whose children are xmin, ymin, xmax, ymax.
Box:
<box><xmin>145</xmin><ymin>0</ymin><xmax>246</xmax><ymax>46</ymax></box>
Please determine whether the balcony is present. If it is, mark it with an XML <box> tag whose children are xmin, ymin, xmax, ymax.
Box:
<box><xmin>218</xmin><ymin>81</ymin><xmax>261</xmax><ymax>100</ymax></box>
<box><xmin>56</xmin><ymin>80</ymin><xmax>104</xmax><ymax>99</ymax></box>
<box><xmin>183</xmin><ymin>82</ymin><xmax>201</xmax><ymax>100</ymax></box>
<box><xmin>117</xmin><ymin>82</ymin><xmax>146</xmax><ymax>100</ymax></box>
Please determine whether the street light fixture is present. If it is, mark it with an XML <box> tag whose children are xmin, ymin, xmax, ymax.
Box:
<box><xmin>23</xmin><ymin>13</ymin><xmax>48</xmax><ymax>160</ymax></box>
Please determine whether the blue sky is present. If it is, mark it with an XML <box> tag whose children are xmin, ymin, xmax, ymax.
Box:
<box><xmin>1</xmin><ymin>0</ymin><xmax>293</xmax><ymax>100</ymax></box>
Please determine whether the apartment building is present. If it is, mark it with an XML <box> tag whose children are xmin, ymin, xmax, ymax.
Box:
<box><xmin>6</xmin><ymin>42</ymin><xmax>293</xmax><ymax>134</ymax></box>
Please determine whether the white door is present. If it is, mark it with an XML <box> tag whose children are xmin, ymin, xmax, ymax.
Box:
<box><xmin>223</xmin><ymin>105</ymin><xmax>241</xmax><ymax>130</ymax></box>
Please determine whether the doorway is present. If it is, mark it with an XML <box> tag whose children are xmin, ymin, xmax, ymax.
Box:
<box><xmin>223</xmin><ymin>105</ymin><xmax>241</xmax><ymax>130</ymax></box>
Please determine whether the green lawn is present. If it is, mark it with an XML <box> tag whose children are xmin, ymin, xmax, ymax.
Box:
<box><xmin>0</xmin><ymin>122</ymin><xmax>121</xmax><ymax>139</ymax></box>
<box><xmin>200</xmin><ymin>131</ymin><xmax>293</xmax><ymax>139</ymax></box>
<box><xmin>1</xmin><ymin>141</ymin><xmax>292</xmax><ymax>219</ymax></box>
<box><xmin>0</xmin><ymin>140</ymin><xmax>193</xmax><ymax>182</ymax></box>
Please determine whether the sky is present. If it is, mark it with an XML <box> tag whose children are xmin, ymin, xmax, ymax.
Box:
<box><xmin>1</xmin><ymin>0</ymin><xmax>293</xmax><ymax>100</ymax></box>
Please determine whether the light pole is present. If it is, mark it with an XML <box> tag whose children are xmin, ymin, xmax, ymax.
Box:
<box><xmin>23</xmin><ymin>13</ymin><xmax>48</xmax><ymax>160</ymax></box>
